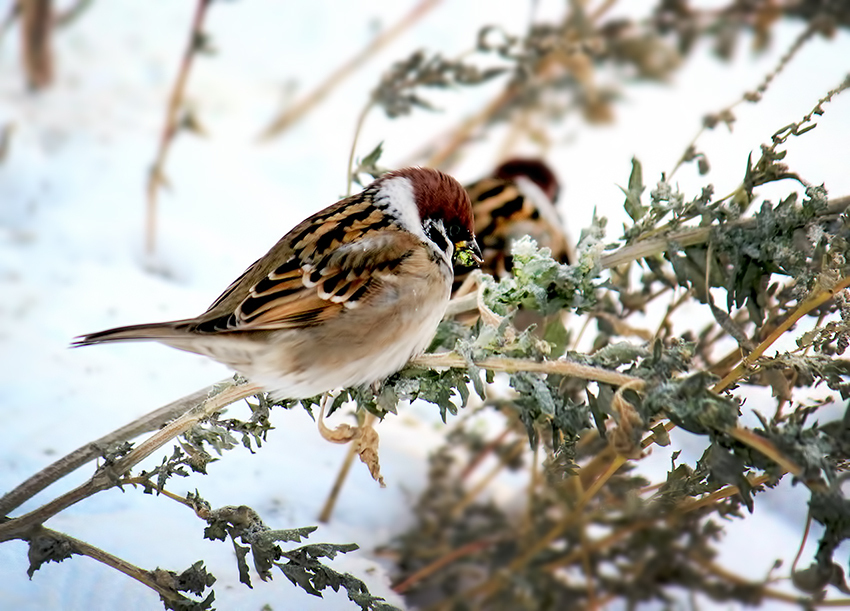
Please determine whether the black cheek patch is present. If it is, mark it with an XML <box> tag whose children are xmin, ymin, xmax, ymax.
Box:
<box><xmin>426</xmin><ymin>225</ymin><xmax>450</xmax><ymax>255</ymax></box>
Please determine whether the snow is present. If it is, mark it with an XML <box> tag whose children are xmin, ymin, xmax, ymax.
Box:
<box><xmin>1</xmin><ymin>0</ymin><xmax>850</xmax><ymax>609</ymax></box>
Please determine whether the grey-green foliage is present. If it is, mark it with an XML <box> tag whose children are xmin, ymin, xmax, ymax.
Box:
<box><xmin>384</xmin><ymin>141</ymin><xmax>850</xmax><ymax>607</ymax></box>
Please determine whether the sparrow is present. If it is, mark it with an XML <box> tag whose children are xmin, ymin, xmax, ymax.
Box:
<box><xmin>74</xmin><ymin>167</ymin><xmax>482</xmax><ymax>399</ymax></box>
<box><xmin>453</xmin><ymin>158</ymin><xmax>570</xmax><ymax>295</ymax></box>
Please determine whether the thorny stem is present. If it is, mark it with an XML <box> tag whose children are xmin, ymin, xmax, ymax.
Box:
<box><xmin>713</xmin><ymin>275</ymin><xmax>850</xmax><ymax>394</ymax></box>
<box><xmin>145</xmin><ymin>0</ymin><xmax>212</xmax><ymax>256</ymax></box>
<box><xmin>259</xmin><ymin>0</ymin><xmax>443</xmax><ymax>140</ymax></box>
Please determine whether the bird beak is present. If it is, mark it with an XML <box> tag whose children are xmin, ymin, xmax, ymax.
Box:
<box><xmin>454</xmin><ymin>239</ymin><xmax>483</xmax><ymax>267</ymax></box>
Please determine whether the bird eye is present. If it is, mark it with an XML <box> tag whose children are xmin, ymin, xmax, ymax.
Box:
<box><xmin>447</xmin><ymin>224</ymin><xmax>465</xmax><ymax>241</ymax></box>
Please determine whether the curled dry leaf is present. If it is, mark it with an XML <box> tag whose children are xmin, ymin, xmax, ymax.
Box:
<box><xmin>357</xmin><ymin>424</ymin><xmax>385</xmax><ymax>488</ymax></box>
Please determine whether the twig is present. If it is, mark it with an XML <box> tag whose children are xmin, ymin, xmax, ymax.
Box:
<box><xmin>713</xmin><ymin>275</ymin><xmax>850</xmax><ymax>393</ymax></box>
<box><xmin>410</xmin><ymin>352</ymin><xmax>644</xmax><ymax>388</ymax></box>
<box><xmin>689</xmin><ymin>553</ymin><xmax>850</xmax><ymax>607</ymax></box>
<box><xmin>727</xmin><ymin>426</ymin><xmax>803</xmax><ymax>478</ymax></box>
<box><xmin>259</xmin><ymin>0</ymin><xmax>443</xmax><ymax>140</ymax></box>
<box><xmin>53</xmin><ymin>0</ymin><xmax>92</xmax><ymax>27</ymax></box>
<box><xmin>599</xmin><ymin>195</ymin><xmax>850</xmax><ymax>270</ymax></box>
<box><xmin>667</xmin><ymin>21</ymin><xmax>822</xmax><ymax>179</ymax></box>
<box><xmin>450</xmin><ymin>441</ymin><xmax>524</xmax><ymax>518</ymax></box>
<box><xmin>0</xmin><ymin>378</ymin><xmax>231</xmax><ymax>517</ymax></box>
<box><xmin>392</xmin><ymin>538</ymin><xmax>498</xmax><ymax>594</ymax></box>
<box><xmin>426</xmin><ymin>86</ymin><xmax>517</xmax><ymax>169</ymax></box>
<box><xmin>20</xmin><ymin>0</ymin><xmax>52</xmax><ymax>90</ymax></box>
<box><xmin>443</xmin><ymin>196</ymin><xmax>850</xmax><ymax>320</ymax></box>
<box><xmin>0</xmin><ymin>380</ymin><xmax>262</xmax><ymax>542</ymax></box>
<box><xmin>473</xmin><ymin>455</ymin><xmax>627</xmax><ymax>607</ymax></box>
<box><xmin>346</xmin><ymin>102</ymin><xmax>374</xmax><ymax>195</ymax></box>
<box><xmin>460</xmin><ymin>426</ymin><xmax>512</xmax><ymax>480</ymax></box>
<box><xmin>145</xmin><ymin>0</ymin><xmax>212</xmax><ymax>256</ymax></box>
<box><xmin>27</xmin><ymin>526</ymin><xmax>190</xmax><ymax>604</ymax></box>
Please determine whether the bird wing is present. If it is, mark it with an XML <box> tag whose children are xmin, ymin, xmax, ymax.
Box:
<box><xmin>189</xmin><ymin>198</ymin><xmax>419</xmax><ymax>333</ymax></box>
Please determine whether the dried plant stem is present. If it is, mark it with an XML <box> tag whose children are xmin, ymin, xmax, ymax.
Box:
<box><xmin>27</xmin><ymin>526</ymin><xmax>189</xmax><ymax>604</ymax></box>
<box><xmin>0</xmin><ymin>379</ymin><xmax>233</xmax><ymax>517</ymax></box>
<box><xmin>426</xmin><ymin>86</ymin><xmax>516</xmax><ymax>169</ymax></box>
<box><xmin>602</xmin><ymin>196</ymin><xmax>850</xmax><ymax>271</ymax></box>
<box><xmin>460</xmin><ymin>426</ymin><xmax>512</xmax><ymax>480</ymax></box>
<box><xmin>689</xmin><ymin>554</ymin><xmax>850</xmax><ymax>607</ymax></box>
<box><xmin>346</xmin><ymin>101</ymin><xmax>374</xmax><ymax>195</ymax></box>
<box><xmin>317</xmin><ymin>411</ymin><xmax>376</xmax><ymax>523</ymax></box>
<box><xmin>678</xmin><ymin>473</ymin><xmax>771</xmax><ymax>514</ymax></box>
<box><xmin>713</xmin><ymin>274</ymin><xmax>850</xmax><ymax>393</ymax></box>
<box><xmin>1</xmin><ymin>353</ymin><xmax>634</xmax><ymax>527</ymax></box>
<box><xmin>0</xmin><ymin>380</ymin><xmax>262</xmax><ymax>543</ymax></box>
<box><xmin>791</xmin><ymin>511</ymin><xmax>813</xmax><ymax>574</ymax></box>
<box><xmin>668</xmin><ymin>20</ymin><xmax>821</xmax><ymax>179</ymax></box>
<box><xmin>392</xmin><ymin>538</ymin><xmax>499</xmax><ymax>594</ymax></box>
<box><xmin>451</xmin><ymin>441</ymin><xmax>524</xmax><ymax>518</ymax></box>
<box><xmin>445</xmin><ymin>196</ymin><xmax>850</xmax><ymax>321</ymax></box>
<box><xmin>727</xmin><ymin>426</ymin><xmax>803</xmax><ymax>478</ymax></box>
<box><xmin>259</xmin><ymin>0</ymin><xmax>442</xmax><ymax>140</ymax></box>
<box><xmin>20</xmin><ymin>0</ymin><xmax>52</xmax><ymax>90</ymax></box>
<box><xmin>145</xmin><ymin>0</ymin><xmax>211</xmax><ymax>256</ymax></box>
<box><xmin>428</xmin><ymin>455</ymin><xmax>626</xmax><ymax>610</ymax></box>
<box><xmin>411</xmin><ymin>352</ymin><xmax>644</xmax><ymax>388</ymax></box>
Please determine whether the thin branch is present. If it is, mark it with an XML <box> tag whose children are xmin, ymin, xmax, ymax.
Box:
<box><xmin>0</xmin><ymin>379</ymin><xmax>262</xmax><ymax>543</ymax></box>
<box><xmin>410</xmin><ymin>353</ymin><xmax>644</xmax><ymax>387</ymax></box>
<box><xmin>145</xmin><ymin>0</ymin><xmax>212</xmax><ymax>256</ymax></box>
<box><xmin>714</xmin><ymin>274</ymin><xmax>850</xmax><ymax>393</ymax></box>
<box><xmin>0</xmin><ymin>378</ymin><xmax>230</xmax><ymax>517</ymax></box>
<box><xmin>667</xmin><ymin>20</ymin><xmax>822</xmax><ymax>180</ymax></box>
<box><xmin>442</xmin><ymin>196</ymin><xmax>850</xmax><ymax>320</ymax></box>
<box><xmin>53</xmin><ymin>0</ymin><xmax>93</xmax><ymax>27</ymax></box>
<box><xmin>346</xmin><ymin>102</ymin><xmax>374</xmax><ymax>195</ymax></box>
<box><xmin>27</xmin><ymin>526</ymin><xmax>189</xmax><ymax>604</ymax></box>
<box><xmin>20</xmin><ymin>0</ymin><xmax>53</xmax><ymax>90</ymax></box>
<box><xmin>727</xmin><ymin>426</ymin><xmax>804</xmax><ymax>478</ymax></box>
<box><xmin>259</xmin><ymin>0</ymin><xmax>443</xmax><ymax>140</ymax></box>
<box><xmin>450</xmin><ymin>441</ymin><xmax>524</xmax><ymax>518</ymax></box>
<box><xmin>392</xmin><ymin>538</ymin><xmax>499</xmax><ymax>594</ymax></box>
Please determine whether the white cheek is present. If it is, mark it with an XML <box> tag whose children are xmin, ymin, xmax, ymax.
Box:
<box><xmin>378</xmin><ymin>176</ymin><xmax>426</xmax><ymax>240</ymax></box>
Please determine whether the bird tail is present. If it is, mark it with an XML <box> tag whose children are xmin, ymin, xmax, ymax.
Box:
<box><xmin>71</xmin><ymin>321</ymin><xmax>192</xmax><ymax>347</ymax></box>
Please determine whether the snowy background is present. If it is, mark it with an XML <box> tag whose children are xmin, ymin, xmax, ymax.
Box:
<box><xmin>1</xmin><ymin>0</ymin><xmax>850</xmax><ymax>609</ymax></box>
